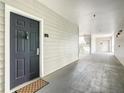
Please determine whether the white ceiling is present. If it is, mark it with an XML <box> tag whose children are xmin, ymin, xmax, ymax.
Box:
<box><xmin>38</xmin><ymin>0</ymin><xmax>124</xmax><ymax>35</ymax></box>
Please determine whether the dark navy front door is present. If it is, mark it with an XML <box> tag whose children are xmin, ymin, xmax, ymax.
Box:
<box><xmin>10</xmin><ymin>12</ymin><xmax>39</xmax><ymax>89</ymax></box>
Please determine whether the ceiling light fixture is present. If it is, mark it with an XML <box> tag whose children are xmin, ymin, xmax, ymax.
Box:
<box><xmin>116</xmin><ymin>29</ymin><xmax>123</xmax><ymax>38</ymax></box>
<box><xmin>93</xmin><ymin>14</ymin><xmax>96</xmax><ymax>18</ymax></box>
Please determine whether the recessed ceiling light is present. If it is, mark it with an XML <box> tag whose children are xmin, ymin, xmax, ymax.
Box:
<box><xmin>93</xmin><ymin>14</ymin><xmax>96</xmax><ymax>18</ymax></box>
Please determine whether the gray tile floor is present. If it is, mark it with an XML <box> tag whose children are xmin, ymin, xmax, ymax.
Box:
<box><xmin>37</xmin><ymin>54</ymin><xmax>124</xmax><ymax>93</ymax></box>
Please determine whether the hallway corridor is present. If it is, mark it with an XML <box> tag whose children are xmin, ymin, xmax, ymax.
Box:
<box><xmin>38</xmin><ymin>54</ymin><xmax>124</xmax><ymax>93</ymax></box>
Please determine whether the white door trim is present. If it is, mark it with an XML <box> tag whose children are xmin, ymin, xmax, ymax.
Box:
<box><xmin>5</xmin><ymin>4</ymin><xmax>44</xmax><ymax>93</ymax></box>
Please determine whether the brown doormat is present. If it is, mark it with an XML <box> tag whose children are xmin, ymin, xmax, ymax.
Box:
<box><xmin>15</xmin><ymin>79</ymin><xmax>49</xmax><ymax>93</ymax></box>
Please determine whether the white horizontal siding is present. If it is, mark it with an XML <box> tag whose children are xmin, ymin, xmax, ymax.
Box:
<box><xmin>0</xmin><ymin>24</ymin><xmax>4</xmax><ymax>31</ymax></box>
<box><xmin>1</xmin><ymin>0</ymin><xmax>79</xmax><ymax>92</ymax></box>
<box><xmin>0</xmin><ymin>2</ymin><xmax>4</xmax><ymax>93</ymax></box>
<box><xmin>4</xmin><ymin>0</ymin><xmax>78</xmax><ymax>75</ymax></box>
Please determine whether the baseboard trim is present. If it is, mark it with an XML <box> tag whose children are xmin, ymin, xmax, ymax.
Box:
<box><xmin>113</xmin><ymin>55</ymin><xmax>124</xmax><ymax>66</ymax></box>
<box><xmin>43</xmin><ymin>59</ymin><xmax>79</xmax><ymax>79</ymax></box>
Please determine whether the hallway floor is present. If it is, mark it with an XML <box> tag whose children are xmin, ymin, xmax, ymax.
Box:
<box><xmin>37</xmin><ymin>54</ymin><xmax>124</xmax><ymax>93</ymax></box>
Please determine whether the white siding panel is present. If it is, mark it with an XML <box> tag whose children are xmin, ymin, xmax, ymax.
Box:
<box><xmin>0</xmin><ymin>11</ymin><xmax>4</xmax><ymax>17</ymax></box>
<box><xmin>1</xmin><ymin>0</ymin><xmax>79</xmax><ymax>92</ymax></box>
<box><xmin>0</xmin><ymin>2</ymin><xmax>4</xmax><ymax>93</ymax></box>
<box><xmin>3</xmin><ymin>0</ymin><xmax>79</xmax><ymax>75</ymax></box>
<box><xmin>0</xmin><ymin>31</ymin><xmax>4</xmax><ymax>39</ymax></box>
<box><xmin>0</xmin><ymin>17</ymin><xmax>4</xmax><ymax>24</ymax></box>
<box><xmin>0</xmin><ymin>24</ymin><xmax>4</xmax><ymax>32</ymax></box>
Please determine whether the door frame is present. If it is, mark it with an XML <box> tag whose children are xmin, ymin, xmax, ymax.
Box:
<box><xmin>5</xmin><ymin>4</ymin><xmax>44</xmax><ymax>93</ymax></box>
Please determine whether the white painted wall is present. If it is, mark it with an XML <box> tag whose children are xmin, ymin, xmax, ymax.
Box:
<box><xmin>96</xmin><ymin>37</ymin><xmax>112</xmax><ymax>53</ymax></box>
<box><xmin>91</xmin><ymin>35</ymin><xmax>96</xmax><ymax>53</ymax></box>
<box><xmin>96</xmin><ymin>39</ymin><xmax>110</xmax><ymax>52</ymax></box>
<box><xmin>114</xmin><ymin>31</ymin><xmax>124</xmax><ymax>66</ymax></box>
<box><xmin>91</xmin><ymin>36</ymin><xmax>112</xmax><ymax>54</ymax></box>
<box><xmin>0</xmin><ymin>0</ymin><xmax>79</xmax><ymax>93</ymax></box>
